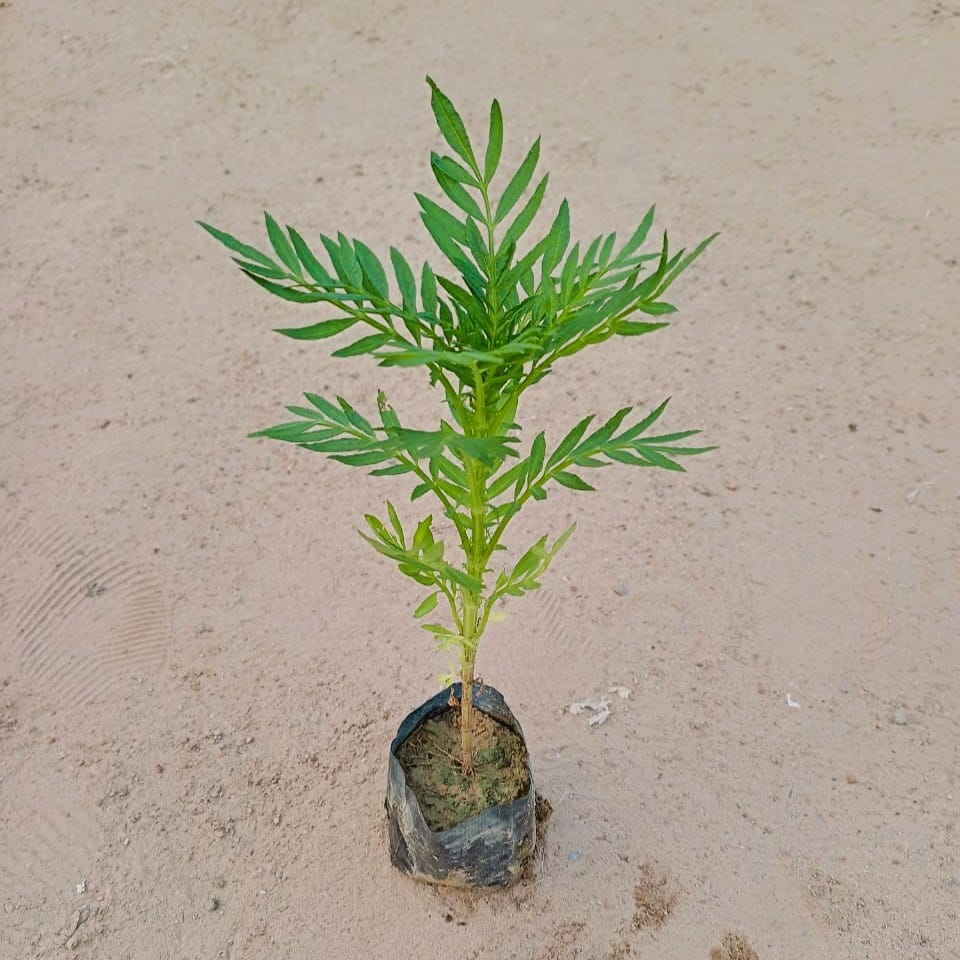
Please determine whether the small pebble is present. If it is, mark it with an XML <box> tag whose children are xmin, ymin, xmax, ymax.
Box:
<box><xmin>567</xmin><ymin>850</ymin><xmax>582</xmax><ymax>863</ymax></box>
<box><xmin>206</xmin><ymin>898</ymin><xmax>219</xmax><ymax>912</ymax></box>
<box><xmin>613</xmin><ymin>584</ymin><xmax>629</xmax><ymax>597</ymax></box>
<box><xmin>3</xmin><ymin>901</ymin><xmax>13</xmax><ymax>914</ymax></box>
<box><xmin>893</xmin><ymin>708</ymin><xmax>908</xmax><ymax>726</ymax></box>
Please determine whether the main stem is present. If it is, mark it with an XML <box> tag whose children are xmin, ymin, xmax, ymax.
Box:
<box><xmin>458</xmin><ymin>363</ymin><xmax>490</xmax><ymax>776</ymax></box>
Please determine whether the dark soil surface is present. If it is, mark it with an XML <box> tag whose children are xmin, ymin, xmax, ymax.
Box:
<box><xmin>397</xmin><ymin>707</ymin><xmax>530</xmax><ymax>832</ymax></box>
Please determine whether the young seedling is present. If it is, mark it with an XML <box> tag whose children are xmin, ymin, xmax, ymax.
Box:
<box><xmin>200</xmin><ymin>78</ymin><xmax>716</xmax><ymax>773</ymax></box>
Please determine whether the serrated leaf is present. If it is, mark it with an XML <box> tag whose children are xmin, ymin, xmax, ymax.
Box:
<box><xmin>542</xmin><ymin>200</ymin><xmax>571</xmax><ymax>273</ymax></box>
<box><xmin>579</xmin><ymin>406</ymin><xmax>632</xmax><ymax>452</ymax></box>
<box><xmin>353</xmin><ymin>239</ymin><xmax>390</xmax><ymax>298</ymax></box>
<box><xmin>631</xmin><ymin>447</ymin><xmax>685</xmax><ymax>471</ymax></box>
<box><xmin>431</xmin><ymin>154</ymin><xmax>484</xmax><ymax>220</ymax></box>
<box><xmin>231</xmin><ymin>258</ymin><xmax>289</xmax><ymax>280</ymax></box>
<box><xmin>501</xmin><ymin>174</ymin><xmax>549</xmax><ymax>252</ymax></box>
<box><xmin>615</xmin><ymin>320</ymin><xmax>669</xmax><ymax>336</ymax></box>
<box><xmin>320</xmin><ymin>233</ymin><xmax>345</xmax><ymax>279</ymax></box>
<box><xmin>274</xmin><ymin>317</ymin><xmax>357</xmax><ymax>340</ymax></box>
<box><xmin>421</xmin><ymin>262</ymin><xmax>438</xmax><ymax>315</ymax></box>
<box><xmin>390</xmin><ymin>247</ymin><xmax>417</xmax><ymax>313</ymax></box>
<box><xmin>487</xmin><ymin>459</ymin><xmax>528</xmax><ymax>499</ymax></box>
<box><xmin>484</xmin><ymin>98</ymin><xmax>503</xmax><ymax>184</ymax></box>
<box><xmin>332</xmin><ymin>450</ymin><xmax>393</xmax><ymax>467</ymax></box>
<box><xmin>559</xmin><ymin>242</ymin><xmax>580</xmax><ymax>301</ymax></box>
<box><xmin>598</xmin><ymin>232</ymin><xmax>617</xmax><ymax>268</ymax></box>
<box><xmin>332</xmin><ymin>332</ymin><xmax>396</xmax><ymax>358</ymax></box>
<box><xmin>553</xmin><ymin>470</ymin><xmax>595</xmax><ymax>491</ymax></box>
<box><xmin>370</xmin><ymin>462</ymin><xmax>411</xmax><ymax>477</ymax></box>
<box><xmin>527</xmin><ymin>431</ymin><xmax>546</xmax><ymax>481</ymax></box>
<box><xmin>618</xmin><ymin>205</ymin><xmax>656</xmax><ymax>261</ymax></box>
<box><xmin>550</xmin><ymin>522</ymin><xmax>577</xmax><ymax>557</ymax></box>
<box><xmin>240</xmin><ymin>270</ymin><xmax>325</xmax><ymax>303</ymax></box>
<box><xmin>386</xmin><ymin>501</ymin><xmax>404</xmax><ymax>543</ymax></box>
<box><xmin>287</xmin><ymin>227</ymin><xmax>334</xmax><ymax>285</ymax></box>
<box><xmin>426</xmin><ymin>76</ymin><xmax>477</xmax><ymax>170</ymax></box>
<box><xmin>495</xmin><ymin>137</ymin><xmax>541</xmax><ymax>223</ymax></box>
<box><xmin>621</xmin><ymin>398</ymin><xmax>670</xmax><ymax>440</ymax></box>
<box><xmin>337</xmin><ymin>232</ymin><xmax>363</xmax><ymax>287</ymax></box>
<box><xmin>264</xmin><ymin>213</ymin><xmax>300</xmax><ymax>275</ymax></box>
<box><xmin>433</xmin><ymin>153</ymin><xmax>480</xmax><ymax>187</ymax></box>
<box><xmin>413</xmin><ymin>593</ymin><xmax>440</xmax><ymax>618</ymax></box>
<box><xmin>197</xmin><ymin>221</ymin><xmax>277</xmax><ymax>269</ymax></box>
<box><xmin>304</xmin><ymin>393</ymin><xmax>343</xmax><ymax>419</ymax></box>
<box><xmin>546</xmin><ymin>414</ymin><xmax>594</xmax><ymax>470</ymax></box>
<box><xmin>337</xmin><ymin>396</ymin><xmax>375</xmax><ymax>434</ymax></box>
<box><xmin>637</xmin><ymin>300</ymin><xmax>677</xmax><ymax>316</ymax></box>
<box><xmin>417</xmin><ymin>193</ymin><xmax>468</xmax><ymax>244</ymax></box>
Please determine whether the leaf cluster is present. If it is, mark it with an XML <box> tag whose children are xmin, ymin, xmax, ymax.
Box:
<box><xmin>199</xmin><ymin>77</ymin><xmax>716</xmax><ymax>657</ymax></box>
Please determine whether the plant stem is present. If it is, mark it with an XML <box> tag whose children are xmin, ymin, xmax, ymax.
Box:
<box><xmin>457</xmin><ymin>361</ymin><xmax>491</xmax><ymax>774</ymax></box>
<box><xmin>459</xmin><ymin>651</ymin><xmax>476</xmax><ymax>776</ymax></box>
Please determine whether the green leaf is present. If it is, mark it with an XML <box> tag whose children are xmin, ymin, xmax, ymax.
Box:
<box><xmin>495</xmin><ymin>137</ymin><xmax>540</xmax><ymax>223</ymax></box>
<box><xmin>231</xmin><ymin>258</ymin><xmax>288</xmax><ymax>280</ymax></box>
<box><xmin>527</xmin><ymin>431</ymin><xmax>546</xmax><ymax>480</ymax></box>
<box><xmin>501</xmin><ymin>175</ymin><xmax>549</xmax><ymax>251</ymax></box>
<box><xmin>542</xmin><ymin>199</ymin><xmax>571</xmax><ymax>274</ymax></box>
<box><xmin>631</xmin><ymin>447</ymin><xmax>685</xmax><ymax>471</ymax></box>
<box><xmin>431</xmin><ymin>154</ymin><xmax>484</xmax><ymax>220</ymax></box>
<box><xmin>433</xmin><ymin>154</ymin><xmax>480</xmax><ymax>187</ymax></box>
<box><xmin>337</xmin><ymin>232</ymin><xmax>363</xmax><ymax>287</ymax></box>
<box><xmin>264</xmin><ymin>213</ymin><xmax>300</xmax><ymax>275</ymax></box>
<box><xmin>487</xmin><ymin>459</ymin><xmax>528</xmax><ymax>499</ymax></box>
<box><xmin>386</xmin><ymin>501</ymin><xmax>405</xmax><ymax>543</ymax></box>
<box><xmin>287</xmin><ymin>227</ymin><xmax>334</xmax><ymax>285</ymax></box>
<box><xmin>413</xmin><ymin>593</ymin><xmax>440</xmax><ymax>618</ymax></box>
<box><xmin>463</xmin><ymin>217</ymin><xmax>488</xmax><ymax>274</ymax></box>
<box><xmin>240</xmin><ymin>270</ymin><xmax>325</xmax><ymax>303</ymax></box>
<box><xmin>390</xmin><ymin>247</ymin><xmax>417</xmax><ymax>313</ymax></box>
<box><xmin>618</xmin><ymin>205</ymin><xmax>656</xmax><ymax>260</ymax></box>
<box><xmin>333</xmin><ymin>450</ymin><xmax>392</xmax><ymax>467</ymax></box>
<box><xmin>598</xmin><ymin>232</ymin><xmax>617</xmax><ymax>268</ymax></box>
<box><xmin>370</xmin><ymin>462</ymin><xmax>411</xmax><ymax>477</ymax></box>
<box><xmin>303</xmin><ymin>393</ymin><xmax>342</xmax><ymax>419</ymax></box>
<box><xmin>337</xmin><ymin>396</ymin><xmax>375</xmax><ymax>434</ymax></box>
<box><xmin>657</xmin><ymin>232</ymin><xmax>719</xmax><ymax>296</ymax></box>
<box><xmin>614</xmin><ymin>321</ymin><xmax>669</xmax><ymax>337</ymax></box>
<box><xmin>320</xmin><ymin>233</ymin><xmax>345</xmax><ymax>280</ymax></box>
<box><xmin>484</xmin><ymin>98</ymin><xmax>504</xmax><ymax>184</ymax></box>
<box><xmin>332</xmin><ymin>332</ymin><xmax>396</xmax><ymax>358</ymax></box>
<box><xmin>426</xmin><ymin>76</ymin><xmax>477</xmax><ymax>171</ymax></box>
<box><xmin>637</xmin><ymin>301</ymin><xmax>677</xmax><ymax>316</ymax></box>
<box><xmin>416</xmin><ymin>193</ymin><xmax>468</xmax><ymax>244</ymax></box>
<box><xmin>580</xmin><ymin>406</ymin><xmax>632</xmax><ymax>451</ymax></box>
<box><xmin>550</xmin><ymin>522</ymin><xmax>577</xmax><ymax>557</ymax></box>
<box><xmin>546</xmin><ymin>414</ymin><xmax>594</xmax><ymax>470</ymax></box>
<box><xmin>197</xmin><ymin>221</ymin><xmax>277</xmax><ymax>269</ymax></box>
<box><xmin>621</xmin><ymin>398</ymin><xmax>670</xmax><ymax>440</ymax></box>
<box><xmin>421</xmin><ymin>262</ymin><xmax>438</xmax><ymax>314</ymax></box>
<box><xmin>530</xmin><ymin>485</ymin><xmax>547</xmax><ymax>501</ymax></box>
<box><xmin>559</xmin><ymin>242</ymin><xmax>580</xmax><ymax>301</ymax></box>
<box><xmin>553</xmin><ymin>470</ymin><xmax>595</xmax><ymax>491</ymax></box>
<box><xmin>354</xmin><ymin>239</ymin><xmax>390</xmax><ymax>298</ymax></box>
<box><xmin>274</xmin><ymin>317</ymin><xmax>357</xmax><ymax>340</ymax></box>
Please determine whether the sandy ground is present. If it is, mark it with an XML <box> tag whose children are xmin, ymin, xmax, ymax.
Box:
<box><xmin>2</xmin><ymin>1</ymin><xmax>959</xmax><ymax>958</ymax></box>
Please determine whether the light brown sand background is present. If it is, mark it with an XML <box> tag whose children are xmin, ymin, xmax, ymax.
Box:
<box><xmin>2</xmin><ymin>2</ymin><xmax>958</xmax><ymax>958</ymax></box>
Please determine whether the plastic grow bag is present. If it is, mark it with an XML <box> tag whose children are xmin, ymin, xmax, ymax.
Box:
<box><xmin>385</xmin><ymin>682</ymin><xmax>536</xmax><ymax>888</ymax></box>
